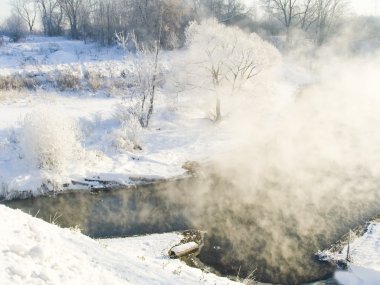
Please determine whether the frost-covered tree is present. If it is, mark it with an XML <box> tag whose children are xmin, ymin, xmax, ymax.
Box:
<box><xmin>178</xmin><ymin>19</ymin><xmax>280</xmax><ymax>121</ymax></box>
<box><xmin>117</xmin><ymin>32</ymin><xmax>163</xmax><ymax>128</ymax></box>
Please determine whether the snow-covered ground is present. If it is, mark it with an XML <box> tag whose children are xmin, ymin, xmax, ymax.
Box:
<box><xmin>0</xmin><ymin>36</ymin><xmax>125</xmax><ymax>75</ymax></box>
<box><xmin>0</xmin><ymin>36</ymin><xmax>233</xmax><ymax>199</ymax></box>
<box><xmin>0</xmin><ymin>37</ymin><xmax>249</xmax><ymax>284</ymax></box>
<box><xmin>0</xmin><ymin>204</ymin><xmax>239</xmax><ymax>285</ymax></box>
<box><xmin>318</xmin><ymin>222</ymin><xmax>380</xmax><ymax>284</ymax></box>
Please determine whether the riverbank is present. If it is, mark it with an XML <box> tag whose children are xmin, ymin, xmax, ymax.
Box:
<box><xmin>318</xmin><ymin>214</ymin><xmax>380</xmax><ymax>284</ymax></box>
<box><xmin>0</xmin><ymin>204</ymin><xmax>240</xmax><ymax>285</ymax></box>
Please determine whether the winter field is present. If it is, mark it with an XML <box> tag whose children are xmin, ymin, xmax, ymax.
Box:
<box><xmin>0</xmin><ymin>25</ymin><xmax>280</xmax><ymax>284</ymax></box>
<box><xmin>0</xmin><ymin>31</ymin><xmax>254</xmax><ymax>284</ymax></box>
<box><xmin>2</xmin><ymin>14</ymin><xmax>380</xmax><ymax>285</ymax></box>
<box><xmin>0</xmin><ymin>34</ymin><xmax>237</xmax><ymax>199</ymax></box>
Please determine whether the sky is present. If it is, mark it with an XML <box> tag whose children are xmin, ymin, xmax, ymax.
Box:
<box><xmin>0</xmin><ymin>0</ymin><xmax>379</xmax><ymax>23</ymax></box>
<box><xmin>351</xmin><ymin>0</ymin><xmax>380</xmax><ymax>15</ymax></box>
<box><xmin>0</xmin><ymin>1</ymin><xmax>11</xmax><ymax>22</ymax></box>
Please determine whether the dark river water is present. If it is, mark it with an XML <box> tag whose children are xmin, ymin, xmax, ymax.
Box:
<box><xmin>3</xmin><ymin>176</ymin><xmax>380</xmax><ymax>285</ymax></box>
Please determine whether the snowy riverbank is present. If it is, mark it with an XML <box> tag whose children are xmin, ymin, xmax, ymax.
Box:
<box><xmin>318</xmin><ymin>222</ymin><xmax>380</xmax><ymax>284</ymax></box>
<box><xmin>0</xmin><ymin>204</ymin><xmax>239</xmax><ymax>285</ymax></box>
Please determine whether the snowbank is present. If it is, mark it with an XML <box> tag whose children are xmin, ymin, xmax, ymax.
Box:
<box><xmin>319</xmin><ymin>222</ymin><xmax>380</xmax><ymax>271</ymax></box>
<box><xmin>0</xmin><ymin>204</ymin><xmax>237</xmax><ymax>285</ymax></box>
<box><xmin>335</xmin><ymin>265</ymin><xmax>380</xmax><ymax>285</ymax></box>
<box><xmin>318</xmin><ymin>222</ymin><xmax>380</xmax><ymax>284</ymax></box>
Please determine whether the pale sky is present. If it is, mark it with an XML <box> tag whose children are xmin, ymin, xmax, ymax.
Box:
<box><xmin>351</xmin><ymin>0</ymin><xmax>380</xmax><ymax>15</ymax></box>
<box><xmin>0</xmin><ymin>0</ymin><xmax>379</xmax><ymax>23</ymax></box>
<box><xmin>0</xmin><ymin>1</ymin><xmax>11</xmax><ymax>22</ymax></box>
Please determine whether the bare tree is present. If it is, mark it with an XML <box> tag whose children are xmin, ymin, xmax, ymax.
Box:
<box><xmin>261</xmin><ymin>0</ymin><xmax>346</xmax><ymax>45</ymax></box>
<box><xmin>127</xmin><ymin>0</ymin><xmax>192</xmax><ymax>49</ymax></box>
<box><xmin>58</xmin><ymin>0</ymin><xmax>85</xmax><ymax>39</ymax></box>
<box><xmin>90</xmin><ymin>0</ymin><xmax>118</xmax><ymax>45</ymax></box>
<box><xmin>299</xmin><ymin>0</ymin><xmax>318</xmax><ymax>31</ymax></box>
<box><xmin>314</xmin><ymin>0</ymin><xmax>347</xmax><ymax>45</ymax></box>
<box><xmin>37</xmin><ymin>0</ymin><xmax>64</xmax><ymax>36</ymax></box>
<box><xmin>201</xmin><ymin>0</ymin><xmax>251</xmax><ymax>24</ymax></box>
<box><xmin>11</xmin><ymin>0</ymin><xmax>38</xmax><ymax>33</ymax></box>
<box><xmin>262</xmin><ymin>0</ymin><xmax>301</xmax><ymax>31</ymax></box>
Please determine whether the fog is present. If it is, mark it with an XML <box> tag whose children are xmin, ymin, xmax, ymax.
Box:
<box><xmin>157</xmin><ymin>33</ymin><xmax>380</xmax><ymax>283</ymax></box>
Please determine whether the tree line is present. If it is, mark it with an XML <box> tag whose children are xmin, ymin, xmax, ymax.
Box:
<box><xmin>1</xmin><ymin>0</ymin><xmax>365</xmax><ymax>48</ymax></box>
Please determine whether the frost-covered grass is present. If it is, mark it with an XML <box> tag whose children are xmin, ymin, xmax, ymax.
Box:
<box><xmin>0</xmin><ymin>36</ymin><xmax>134</xmax><ymax>93</ymax></box>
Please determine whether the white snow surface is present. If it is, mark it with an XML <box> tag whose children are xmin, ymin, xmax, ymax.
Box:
<box><xmin>335</xmin><ymin>265</ymin><xmax>380</xmax><ymax>285</ymax></box>
<box><xmin>0</xmin><ymin>36</ymin><xmax>233</xmax><ymax>198</ymax></box>
<box><xmin>0</xmin><ymin>204</ymin><xmax>238</xmax><ymax>285</ymax></box>
<box><xmin>321</xmin><ymin>223</ymin><xmax>380</xmax><ymax>271</ymax></box>
<box><xmin>319</xmin><ymin>222</ymin><xmax>380</xmax><ymax>284</ymax></box>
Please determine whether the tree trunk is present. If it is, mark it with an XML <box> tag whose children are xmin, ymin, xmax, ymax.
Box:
<box><xmin>215</xmin><ymin>96</ymin><xmax>221</xmax><ymax>122</ymax></box>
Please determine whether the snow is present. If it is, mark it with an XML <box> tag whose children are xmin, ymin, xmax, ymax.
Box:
<box><xmin>169</xmin><ymin>242</ymin><xmax>199</xmax><ymax>257</ymax></box>
<box><xmin>320</xmin><ymin>223</ymin><xmax>380</xmax><ymax>271</ymax></box>
<box><xmin>335</xmin><ymin>266</ymin><xmax>380</xmax><ymax>285</ymax></box>
<box><xmin>2</xmin><ymin>26</ymin><xmax>380</xmax><ymax>285</ymax></box>
<box><xmin>0</xmin><ymin>36</ymin><xmax>233</xmax><ymax>199</ymax></box>
<box><xmin>0</xmin><ymin>36</ymin><xmax>124</xmax><ymax>72</ymax></box>
<box><xmin>318</xmin><ymin>222</ymin><xmax>380</xmax><ymax>284</ymax></box>
<box><xmin>0</xmin><ymin>204</ymin><xmax>238</xmax><ymax>285</ymax></box>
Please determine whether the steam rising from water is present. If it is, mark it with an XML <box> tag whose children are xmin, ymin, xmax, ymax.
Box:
<box><xmin>161</xmin><ymin>48</ymin><xmax>380</xmax><ymax>283</ymax></box>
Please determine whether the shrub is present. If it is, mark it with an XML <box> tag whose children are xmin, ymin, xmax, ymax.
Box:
<box><xmin>56</xmin><ymin>70</ymin><xmax>81</xmax><ymax>91</ymax></box>
<box><xmin>4</xmin><ymin>14</ymin><xmax>27</xmax><ymax>42</ymax></box>
<box><xmin>23</xmin><ymin>76</ymin><xmax>38</xmax><ymax>90</ymax></box>
<box><xmin>112</xmin><ymin>103</ymin><xmax>142</xmax><ymax>151</ymax></box>
<box><xmin>21</xmin><ymin>109</ymin><xmax>83</xmax><ymax>172</ymax></box>
<box><xmin>87</xmin><ymin>72</ymin><xmax>103</xmax><ymax>91</ymax></box>
<box><xmin>0</xmin><ymin>75</ymin><xmax>21</xmax><ymax>90</ymax></box>
<box><xmin>0</xmin><ymin>74</ymin><xmax>38</xmax><ymax>90</ymax></box>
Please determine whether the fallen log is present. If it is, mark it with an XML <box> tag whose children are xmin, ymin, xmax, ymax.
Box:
<box><xmin>169</xmin><ymin>242</ymin><xmax>199</xmax><ymax>258</ymax></box>
<box><xmin>71</xmin><ymin>180</ymin><xmax>90</xmax><ymax>186</ymax></box>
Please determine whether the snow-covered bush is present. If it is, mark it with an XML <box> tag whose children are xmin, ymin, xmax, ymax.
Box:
<box><xmin>21</xmin><ymin>109</ymin><xmax>83</xmax><ymax>172</ymax></box>
<box><xmin>112</xmin><ymin>103</ymin><xmax>142</xmax><ymax>151</ymax></box>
